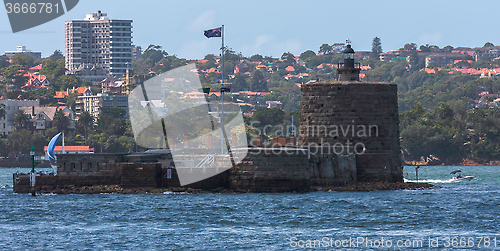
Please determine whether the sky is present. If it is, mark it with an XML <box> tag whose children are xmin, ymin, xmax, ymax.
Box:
<box><xmin>1</xmin><ymin>0</ymin><xmax>499</xmax><ymax>59</ymax></box>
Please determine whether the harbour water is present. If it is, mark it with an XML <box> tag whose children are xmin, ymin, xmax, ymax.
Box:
<box><xmin>0</xmin><ymin>166</ymin><xmax>499</xmax><ymax>250</ymax></box>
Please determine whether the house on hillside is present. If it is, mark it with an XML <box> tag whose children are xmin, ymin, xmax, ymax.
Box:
<box><xmin>379</xmin><ymin>50</ymin><xmax>412</xmax><ymax>62</ymax></box>
<box><xmin>53</xmin><ymin>86</ymin><xmax>91</xmax><ymax>104</ymax></box>
<box><xmin>355</xmin><ymin>51</ymin><xmax>372</xmax><ymax>60</ymax></box>
<box><xmin>0</xmin><ymin>99</ymin><xmax>39</xmax><ymax>136</ymax></box>
<box><xmin>72</xmin><ymin>63</ymin><xmax>108</xmax><ymax>83</ymax></box>
<box><xmin>76</xmin><ymin>88</ymin><xmax>128</xmax><ymax>119</ymax></box>
<box><xmin>474</xmin><ymin>46</ymin><xmax>500</xmax><ymax>61</ymax></box>
<box><xmin>234</xmin><ymin>63</ymin><xmax>249</xmax><ymax>74</ymax></box>
<box><xmin>28</xmin><ymin>64</ymin><xmax>42</xmax><ymax>74</ymax></box>
<box><xmin>425</xmin><ymin>53</ymin><xmax>467</xmax><ymax>67</ymax></box>
<box><xmin>19</xmin><ymin>106</ymin><xmax>76</xmax><ymax>134</ymax></box>
<box><xmin>101</xmin><ymin>75</ymin><xmax>126</xmax><ymax>94</ymax></box>
<box><xmin>266</xmin><ymin>101</ymin><xmax>282</xmax><ymax>109</ymax></box>
<box><xmin>21</xmin><ymin>72</ymin><xmax>50</xmax><ymax>91</ymax></box>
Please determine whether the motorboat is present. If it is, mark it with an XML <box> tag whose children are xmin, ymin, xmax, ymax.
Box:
<box><xmin>448</xmin><ymin>170</ymin><xmax>474</xmax><ymax>182</ymax></box>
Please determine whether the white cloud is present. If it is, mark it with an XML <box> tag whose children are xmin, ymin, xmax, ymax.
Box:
<box><xmin>185</xmin><ymin>10</ymin><xmax>216</xmax><ymax>32</ymax></box>
<box><xmin>241</xmin><ymin>34</ymin><xmax>302</xmax><ymax>57</ymax></box>
<box><xmin>417</xmin><ymin>32</ymin><xmax>444</xmax><ymax>45</ymax></box>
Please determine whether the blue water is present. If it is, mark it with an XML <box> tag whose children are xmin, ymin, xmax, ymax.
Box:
<box><xmin>0</xmin><ymin>166</ymin><xmax>499</xmax><ymax>250</ymax></box>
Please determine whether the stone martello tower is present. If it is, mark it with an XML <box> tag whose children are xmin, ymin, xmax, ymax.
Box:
<box><xmin>299</xmin><ymin>42</ymin><xmax>403</xmax><ymax>182</ymax></box>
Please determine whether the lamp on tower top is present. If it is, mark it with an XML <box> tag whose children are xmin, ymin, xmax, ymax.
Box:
<box><xmin>337</xmin><ymin>40</ymin><xmax>361</xmax><ymax>81</ymax></box>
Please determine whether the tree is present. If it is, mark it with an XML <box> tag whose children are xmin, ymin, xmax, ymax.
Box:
<box><xmin>77</xmin><ymin>111</ymin><xmax>94</xmax><ymax>138</ymax></box>
<box><xmin>318</xmin><ymin>44</ymin><xmax>333</xmax><ymax>55</ymax></box>
<box><xmin>410</xmin><ymin>50</ymin><xmax>424</xmax><ymax>71</ymax></box>
<box><xmin>10</xmin><ymin>55</ymin><xmax>31</xmax><ymax>68</ymax></box>
<box><xmin>95</xmin><ymin>107</ymin><xmax>127</xmax><ymax>136</ymax></box>
<box><xmin>0</xmin><ymin>55</ymin><xmax>9</xmax><ymax>69</ymax></box>
<box><xmin>65</xmin><ymin>92</ymin><xmax>79</xmax><ymax>111</ymax></box>
<box><xmin>56</xmin><ymin>75</ymin><xmax>81</xmax><ymax>91</ymax></box>
<box><xmin>249</xmin><ymin>54</ymin><xmax>264</xmax><ymax>62</ymax></box>
<box><xmin>300</xmin><ymin>50</ymin><xmax>316</xmax><ymax>60</ymax></box>
<box><xmin>294</xmin><ymin>64</ymin><xmax>307</xmax><ymax>74</ymax></box>
<box><xmin>331</xmin><ymin>43</ymin><xmax>346</xmax><ymax>54</ymax></box>
<box><xmin>435</xmin><ymin>103</ymin><xmax>454</xmax><ymax>120</ymax></box>
<box><xmin>12</xmin><ymin>110</ymin><xmax>30</xmax><ymax>130</ymax></box>
<box><xmin>7</xmin><ymin>129</ymin><xmax>32</xmax><ymax>153</ymax></box>
<box><xmin>281</xmin><ymin>52</ymin><xmax>295</xmax><ymax>62</ymax></box>
<box><xmin>251</xmin><ymin>70</ymin><xmax>267</xmax><ymax>91</ymax></box>
<box><xmin>483</xmin><ymin>42</ymin><xmax>494</xmax><ymax>48</ymax></box>
<box><xmin>403</xmin><ymin>43</ymin><xmax>417</xmax><ymax>51</ymax></box>
<box><xmin>419</xmin><ymin>44</ymin><xmax>431</xmax><ymax>52</ymax></box>
<box><xmin>52</xmin><ymin>110</ymin><xmax>69</xmax><ymax>133</ymax></box>
<box><xmin>49</xmin><ymin>50</ymin><xmax>64</xmax><ymax>61</ymax></box>
<box><xmin>1</xmin><ymin>64</ymin><xmax>28</xmax><ymax>89</ymax></box>
<box><xmin>371</xmin><ymin>37</ymin><xmax>382</xmax><ymax>59</ymax></box>
<box><xmin>39</xmin><ymin>58</ymin><xmax>65</xmax><ymax>83</ymax></box>
<box><xmin>251</xmin><ymin>107</ymin><xmax>285</xmax><ymax>132</ymax></box>
<box><xmin>442</xmin><ymin>45</ymin><xmax>454</xmax><ymax>52</ymax></box>
<box><xmin>231</xmin><ymin>74</ymin><xmax>249</xmax><ymax>92</ymax></box>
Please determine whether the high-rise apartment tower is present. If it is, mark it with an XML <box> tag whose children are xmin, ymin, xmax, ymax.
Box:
<box><xmin>65</xmin><ymin>11</ymin><xmax>132</xmax><ymax>82</ymax></box>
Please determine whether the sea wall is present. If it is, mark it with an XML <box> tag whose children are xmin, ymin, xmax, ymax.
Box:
<box><xmin>227</xmin><ymin>147</ymin><xmax>358</xmax><ymax>192</ymax></box>
<box><xmin>13</xmin><ymin>148</ymin><xmax>402</xmax><ymax>193</ymax></box>
<box><xmin>13</xmin><ymin>162</ymin><xmax>162</xmax><ymax>193</ymax></box>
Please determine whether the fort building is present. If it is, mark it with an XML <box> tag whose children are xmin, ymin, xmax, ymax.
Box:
<box><xmin>13</xmin><ymin>43</ymin><xmax>403</xmax><ymax>193</ymax></box>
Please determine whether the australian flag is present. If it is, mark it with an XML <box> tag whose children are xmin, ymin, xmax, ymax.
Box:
<box><xmin>204</xmin><ymin>27</ymin><xmax>222</xmax><ymax>38</ymax></box>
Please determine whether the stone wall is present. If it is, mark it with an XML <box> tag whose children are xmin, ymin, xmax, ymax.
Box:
<box><xmin>228</xmin><ymin>148</ymin><xmax>311</xmax><ymax>192</ymax></box>
<box><xmin>119</xmin><ymin>163</ymin><xmax>162</xmax><ymax>188</ymax></box>
<box><xmin>356</xmin><ymin>153</ymin><xmax>397</xmax><ymax>182</ymax></box>
<box><xmin>299</xmin><ymin>81</ymin><xmax>403</xmax><ymax>182</ymax></box>
<box><xmin>57</xmin><ymin>154</ymin><xmax>125</xmax><ymax>176</ymax></box>
<box><xmin>13</xmin><ymin>173</ymin><xmax>119</xmax><ymax>193</ymax></box>
<box><xmin>13</xmin><ymin>162</ymin><xmax>161</xmax><ymax>193</ymax></box>
<box><xmin>227</xmin><ymin>147</ymin><xmax>358</xmax><ymax>192</ymax></box>
<box><xmin>308</xmin><ymin>148</ymin><xmax>357</xmax><ymax>187</ymax></box>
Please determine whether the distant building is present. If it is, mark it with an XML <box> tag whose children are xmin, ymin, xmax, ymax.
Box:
<box><xmin>4</xmin><ymin>46</ymin><xmax>41</xmax><ymax>59</ymax></box>
<box><xmin>43</xmin><ymin>146</ymin><xmax>94</xmax><ymax>154</ymax></box>
<box><xmin>72</xmin><ymin>63</ymin><xmax>108</xmax><ymax>83</ymax></box>
<box><xmin>19</xmin><ymin>106</ymin><xmax>76</xmax><ymax>134</ymax></box>
<box><xmin>0</xmin><ymin>99</ymin><xmax>40</xmax><ymax>136</ymax></box>
<box><xmin>53</xmin><ymin>87</ymin><xmax>90</xmax><ymax>104</ymax></box>
<box><xmin>28</xmin><ymin>64</ymin><xmax>42</xmax><ymax>73</ymax></box>
<box><xmin>132</xmin><ymin>45</ymin><xmax>142</xmax><ymax>60</ymax></box>
<box><xmin>379</xmin><ymin>50</ymin><xmax>411</xmax><ymax>62</ymax></box>
<box><xmin>101</xmin><ymin>75</ymin><xmax>126</xmax><ymax>94</ymax></box>
<box><xmin>65</xmin><ymin>11</ymin><xmax>133</xmax><ymax>82</ymax></box>
<box><xmin>234</xmin><ymin>63</ymin><xmax>249</xmax><ymax>74</ymax></box>
<box><xmin>266</xmin><ymin>101</ymin><xmax>283</xmax><ymax>109</ymax></box>
<box><xmin>21</xmin><ymin>72</ymin><xmax>50</xmax><ymax>92</ymax></box>
<box><xmin>355</xmin><ymin>51</ymin><xmax>372</xmax><ymax>60</ymax></box>
<box><xmin>76</xmin><ymin>89</ymin><xmax>128</xmax><ymax>119</ymax></box>
<box><xmin>425</xmin><ymin>53</ymin><xmax>466</xmax><ymax>67</ymax></box>
<box><xmin>474</xmin><ymin>46</ymin><xmax>500</xmax><ymax>61</ymax></box>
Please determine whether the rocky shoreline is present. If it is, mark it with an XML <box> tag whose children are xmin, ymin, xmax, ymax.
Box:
<box><xmin>29</xmin><ymin>182</ymin><xmax>437</xmax><ymax>195</ymax></box>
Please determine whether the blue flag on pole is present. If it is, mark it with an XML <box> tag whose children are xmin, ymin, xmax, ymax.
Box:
<box><xmin>204</xmin><ymin>27</ymin><xmax>222</xmax><ymax>38</ymax></box>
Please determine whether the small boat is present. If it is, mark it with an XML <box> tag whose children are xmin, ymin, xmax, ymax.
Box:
<box><xmin>448</xmin><ymin>170</ymin><xmax>474</xmax><ymax>182</ymax></box>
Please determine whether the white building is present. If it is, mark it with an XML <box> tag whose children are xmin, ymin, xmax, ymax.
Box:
<box><xmin>0</xmin><ymin>99</ymin><xmax>40</xmax><ymax>136</ymax></box>
<box><xmin>76</xmin><ymin>89</ymin><xmax>128</xmax><ymax>120</ymax></box>
<box><xmin>4</xmin><ymin>46</ymin><xmax>41</xmax><ymax>59</ymax></box>
<box><xmin>65</xmin><ymin>11</ymin><xmax>133</xmax><ymax>82</ymax></box>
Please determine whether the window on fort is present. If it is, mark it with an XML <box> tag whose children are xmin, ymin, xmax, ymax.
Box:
<box><xmin>88</xmin><ymin>163</ymin><xmax>92</xmax><ymax>170</ymax></box>
<box><xmin>72</xmin><ymin>163</ymin><xmax>76</xmax><ymax>170</ymax></box>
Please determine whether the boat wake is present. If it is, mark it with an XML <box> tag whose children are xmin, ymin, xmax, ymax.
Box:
<box><xmin>404</xmin><ymin>178</ymin><xmax>455</xmax><ymax>184</ymax></box>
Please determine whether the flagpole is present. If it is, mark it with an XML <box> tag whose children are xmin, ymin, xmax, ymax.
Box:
<box><xmin>221</xmin><ymin>25</ymin><xmax>225</xmax><ymax>154</ymax></box>
<box><xmin>221</xmin><ymin>25</ymin><xmax>224</xmax><ymax>85</ymax></box>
